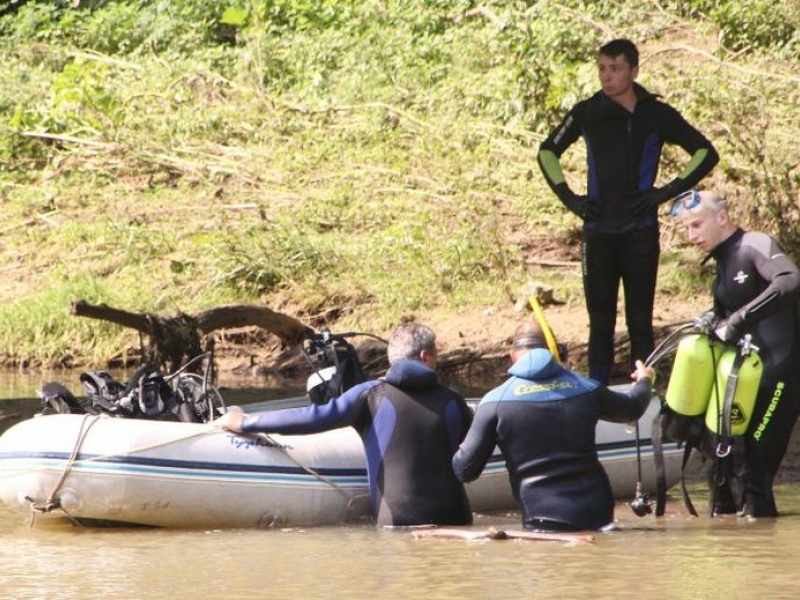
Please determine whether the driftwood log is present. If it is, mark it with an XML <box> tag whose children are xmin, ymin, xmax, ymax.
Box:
<box><xmin>71</xmin><ymin>300</ymin><xmax>313</xmax><ymax>372</ymax></box>
<box><xmin>411</xmin><ymin>526</ymin><xmax>594</xmax><ymax>544</ymax></box>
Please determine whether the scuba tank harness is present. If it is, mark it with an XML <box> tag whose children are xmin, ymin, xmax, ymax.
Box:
<box><xmin>647</xmin><ymin>316</ymin><xmax>762</xmax><ymax>517</ymax></box>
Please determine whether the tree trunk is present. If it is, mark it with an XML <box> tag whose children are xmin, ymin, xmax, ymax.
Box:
<box><xmin>71</xmin><ymin>300</ymin><xmax>313</xmax><ymax>372</ymax></box>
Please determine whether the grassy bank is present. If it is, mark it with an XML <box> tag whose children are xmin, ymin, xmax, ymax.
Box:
<box><xmin>0</xmin><ymin>1</ymin><xmax>798</xmax><ymax>367</ymax></box>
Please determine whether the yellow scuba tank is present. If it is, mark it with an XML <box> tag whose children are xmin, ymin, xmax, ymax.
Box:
<box><xmin>665</xmin><ymin>334</ymin><xmax>719</xmax><ymax>416</ymax></box>
<box><xmin>704</xmin><ymin>345</ymin><xmax>763</xmax><ymax>436</ymax></box>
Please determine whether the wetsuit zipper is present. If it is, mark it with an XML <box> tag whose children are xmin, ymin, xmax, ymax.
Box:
<box><xmin>626</xmin><ymin>115</ymin><xmax>635</xmax><ymax>193</ymax></box>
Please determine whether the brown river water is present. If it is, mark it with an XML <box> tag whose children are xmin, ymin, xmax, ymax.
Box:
<box><xmin>2</xmin><ymin>373</ymin><xmax>800</xmax><ymax>599</ymax></box>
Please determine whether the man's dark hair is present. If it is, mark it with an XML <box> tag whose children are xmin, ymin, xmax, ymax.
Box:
<box><xmin>599</xmin><ymin>38</ymin><xmax>639</xmax><ymax>68</ymax></box>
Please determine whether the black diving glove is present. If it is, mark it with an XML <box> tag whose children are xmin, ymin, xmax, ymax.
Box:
<box><xmin>628</xmin><ymin>184</ymin><xmax>677</xmax><ymax>215</ymax></box>
<box><xmin>713</xmin><ymin>310</ymin><xmax>747</xmax><ymax>344</ymax></box>
<box><xmin>562</xmin><ymin>190</ymin><xmax>600</xmax><ymax>221</ymax></box>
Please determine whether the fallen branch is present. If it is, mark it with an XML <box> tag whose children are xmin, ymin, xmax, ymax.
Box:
<box><xmin>463</xmin><ymin>7</ymin><xmax>505</xmax><ymax>29</ymax></box>
<box><xmin>69</xmin><ymin>50</ymin><xmax>145</xmax><ymax>71</ymax></box>
<box><xmin>70</xmin><ymin>300</ymin><xmax>313</xmax><ymax>371</ymax></box>
<box><xmin>194</xmin><ymin>305</ymin><xmax>313</xmax><ymax>343</ymax></box>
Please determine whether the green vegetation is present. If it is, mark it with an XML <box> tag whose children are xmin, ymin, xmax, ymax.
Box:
<box><xmin>0</xmin><ymin>0</ymin><xmax>798</xmax><ymax>367</ymax></box>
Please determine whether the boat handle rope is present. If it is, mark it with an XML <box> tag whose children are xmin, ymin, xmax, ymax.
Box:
<box><xmin>25</xmin><ymin>413</ymin><xmax>103</xmax><ymax>527</ymax></box>
<box><xmin>95</xmin><ymin>427</ymin><xmax>370</xmax><ymax>511</ymax></box>
<box><xmin>252</xmin><ymin>432</ymin><xmax>370</xmax><ymax>512</ymax></box>
<box><xmin>12</xmin><ymin>417</ymin><xmax>367</xmax><ymax>522</ymax></box>
<box><xmin>18</xmin><ymin>418</ymin><xmax>218</xmax><ymax>526</ymax></box>
<box><xmin>0</xmin><ymin>422</ymin><xmax>212</xmax><ymax>485</ymax></box>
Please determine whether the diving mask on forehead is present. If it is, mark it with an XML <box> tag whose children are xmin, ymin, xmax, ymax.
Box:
<box><xmin>668</xmin><ymin>190</ymin><xmax>701</xmax><ymax>218</ymax></box>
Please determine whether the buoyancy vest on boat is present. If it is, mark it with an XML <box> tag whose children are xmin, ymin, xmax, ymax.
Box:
<box><xmin>79</xmin><ymin>370</ymin><xmax>127</xmax><ymax>412</ymax></box>
<box><xmin>79</xmin><ymin>365</ymin><xmax>196</xmax><ymax>421</ymax></box>
<box><xmin>37</xmin><ymin>381</ymin><xmax>89</xmax><ymax>414</ymax></box>
<box><xmin>306</xmin><ymin>338</ymin><xmax>367</xmax><ymax>405</ymax></box>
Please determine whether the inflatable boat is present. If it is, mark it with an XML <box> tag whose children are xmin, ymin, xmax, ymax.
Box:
<box><xmin>0</xmin><ymin>325</ymin><xmax>688</xmax><ymax>528</ymax></box>
<box><xmin>0</xmin><ymin>395</ymin><xmax>681</xmax><ymax>528</ymax></box>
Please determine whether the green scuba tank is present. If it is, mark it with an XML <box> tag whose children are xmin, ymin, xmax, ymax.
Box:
<box><xmin>665</xmin><ymin>334</ymin><xmax>718</xmax><ymax>416</ymax></box>
<box><xmin>704</xmin><ymin>346</ymin><xmax>763</xmax><ymax>436</ymax></box>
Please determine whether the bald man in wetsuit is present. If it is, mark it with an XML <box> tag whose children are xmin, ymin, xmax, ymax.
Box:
<box><xmin>671</xmin><ymin>190</ymin><xmax>800</xmax><ymax>517</ymax></box>
<box><xmin>214</xmin><ymin>322</ymin><xmax>473</xmax><ymax>527</ymax></box>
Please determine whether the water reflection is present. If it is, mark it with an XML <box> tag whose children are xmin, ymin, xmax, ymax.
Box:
<box><xmin>2</xmin><ymin>486</ymin><xmax>800</xmax><ymax>598</ymax></box>
<box><xmin>0</xmin><ymin>368</ymin><xmax>307</xmax><ymax>402</ymax></box>
<box><xmin>0</xmin><ymin>371</ymin><xmax>491</xmax><ymax>405</ymax></box>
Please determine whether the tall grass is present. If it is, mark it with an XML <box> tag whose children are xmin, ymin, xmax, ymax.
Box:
<box><xmin>0</xmin><ymin>0</ymin><xmax>798</xmax><ymax>366</ymax></box>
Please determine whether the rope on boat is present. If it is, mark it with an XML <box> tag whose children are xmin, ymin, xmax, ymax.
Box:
<box><xmin>26</xmin><ymin>413</ymin><xmax>103</xmax><ymax>527</ymax></box>
<box><xmin>17</xmin><ymin>416</ymin><xmax>217</xmax><ymax>526</ymax></box>
<box><xmin>76</xmin><ymin>424</ymin><xmax>370</xmax><ymax>512</ymax></box>
<box><xmin>252</xmin><ymin>432</ymin><xmax>370</xmax><ymax>513</ymax></box>
<box><xmin>73</xmin><ymin>427</ymin><xmax>217</xmax><ymax>464</ymax></box>
<box><xmin>12</xmin><ymin>416</ymin><xmax>368</xmax><ymax>522</ymax></box>
<box><xmin>0</xmin><ymin>422</ymin><xmax>221</xmax><ymax>485</ymax></box>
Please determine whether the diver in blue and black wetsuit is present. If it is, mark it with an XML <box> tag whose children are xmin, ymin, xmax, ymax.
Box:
<box><xmin>538</xmin><ymin>38</ymin><xmax>718</xmax><ymax>384</ymax></box>
<box><xmin>452</xmin><ymin>321</ymin><xmax>654</xmax><ymax>532</ymax></box>
<box><xmin>214</xmin><ymin>322</ymin><xmax>473</xmax><ymax>527</ymax></box>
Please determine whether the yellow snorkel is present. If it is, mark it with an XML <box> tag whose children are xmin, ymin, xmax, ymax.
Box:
<box><xmin>528</xmin><ymin>294</ymin><xmax>562</xmax><ymax>364</ymax></box>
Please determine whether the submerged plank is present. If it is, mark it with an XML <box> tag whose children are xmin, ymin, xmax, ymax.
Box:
<box><xmin>411</xmin><ymin>527</ymin><xmax>594</xmax><ymax>544</ymax></box>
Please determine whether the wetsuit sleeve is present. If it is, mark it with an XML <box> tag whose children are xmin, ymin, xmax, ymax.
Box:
<box><xmin>451</xmin><ymin>402</ymin><xmax>499</xmax><ymax>483</ymax></box>
<box><xmin>596</xmin><ymin>379</ymin><xmax>652</xmax><ymax>423</ymax></box>
<box><xmin>736</xmin><ymin>237</ymin><xmax>800</xmax><ymax>325</ymax></box>
<box><xmin>658</xmin><ymin>104</ymin><xmax>719</xmax><ymax>194</ymax></box>
<box><xmin>240</xmin><ymin>380</ymin><xmax>379</xmax><ymax>434</ymax></box>
<box><xmin>538</xmin><ymin>106</ymin><xmax>584</xmax><ymax>205</ymax></box>
<box><xmin>449</xmin><ymin>395</ymin><xmax>474</xmax><ymax>444</ymax></box>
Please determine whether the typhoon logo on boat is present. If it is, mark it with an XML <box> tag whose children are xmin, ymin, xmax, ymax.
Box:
<box><xmin>227</xmin><ymin>435</ymin><xmax>290</xmax><ymax>450</ymax></box>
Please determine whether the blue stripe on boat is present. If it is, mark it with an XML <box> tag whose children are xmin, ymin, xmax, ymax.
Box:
<box><xmin>0</xmin><ymin>439</ymin><xmax>680</xmax><ymax>483</ymax></box>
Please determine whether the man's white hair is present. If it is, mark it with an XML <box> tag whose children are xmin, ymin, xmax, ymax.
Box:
<box><xmin>697</xmin><ymin>191</ymin><xmax>728</xmax><ymax>213</ymax></box>
<box><xmin>387</xmin><ymin>322</ymin><xmax>436</xmax><ymax>364</ymax></box>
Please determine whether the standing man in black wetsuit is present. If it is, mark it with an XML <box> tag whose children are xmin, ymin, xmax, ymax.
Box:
<box><xmin>452</xmin><ymin>322</ymin><xmax>655</xmax><ymax>532</ymax></box>
<box><xmin>672</xmin><ymin>190</ymin><xmax>800</xmax><ymax>517</ymax></box>
<box><xmin>538</xmin><ymin>38</ymin><xmax>719</xmax><ymax>384</ymax></box>
<box><xmin>213</xmin><ymin>322</ymin><xmax>473</xmax><ymax>527</ymax></box>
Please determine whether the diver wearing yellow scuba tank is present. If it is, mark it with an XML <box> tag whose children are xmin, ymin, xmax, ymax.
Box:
<box><xmin>672</xmin><ymin>191</ymin><xmax>800</xmax><ymax>518</ymax></box>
